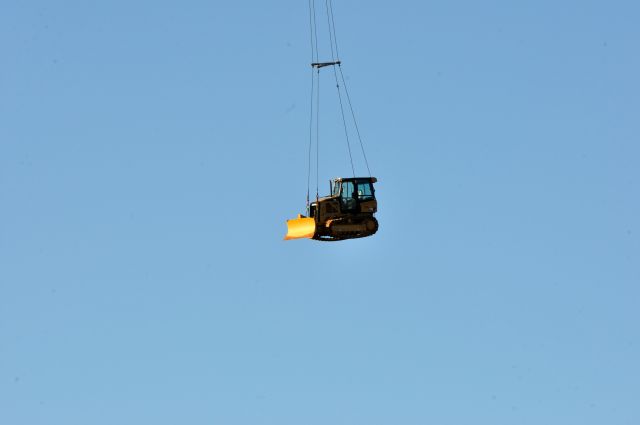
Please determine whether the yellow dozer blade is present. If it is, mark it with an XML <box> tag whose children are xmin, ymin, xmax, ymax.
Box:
<box><xmin>284</xmin><ymin>215</ymin><xmax>316</xmax><ymax>240</ymax></box>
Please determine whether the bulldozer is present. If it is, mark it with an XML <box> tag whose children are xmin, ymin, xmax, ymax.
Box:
<box><xmin>285</xmin><ymin>177</ymin><xmax>378</xmax><ymax>241</ymax></box>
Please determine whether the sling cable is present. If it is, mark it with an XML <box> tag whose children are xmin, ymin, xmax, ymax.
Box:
<box><xmin>284</xmin><ymin>0</ymin><xmax>378</xmax><ymax>242</ymax></box>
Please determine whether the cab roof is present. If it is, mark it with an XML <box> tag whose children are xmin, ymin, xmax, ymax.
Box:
<box><xmin>333</xmin><ymin>177</ymin><xmax>377</xmax><ymax>183</ymax></box>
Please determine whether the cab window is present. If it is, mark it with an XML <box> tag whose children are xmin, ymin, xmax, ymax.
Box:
<box><xmin>356</xmin><ymin>182</ymin><xmax>374</xmax><ymax>200</ymax></box>
<box><xmin>341</xmin><ymin>181</ymin><xmax>355</xmax><ymax>198</ymax></box>
<box><xmin>332</xmin><ymin>181</ymin><xmax>341</xmax><ymax>196</ymax></box>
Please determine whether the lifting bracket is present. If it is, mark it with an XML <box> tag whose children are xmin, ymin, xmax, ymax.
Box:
<box><xmin>311</xmin><ymin>60</ymin><xmax>342</xmax><ymax>68</ymax></box>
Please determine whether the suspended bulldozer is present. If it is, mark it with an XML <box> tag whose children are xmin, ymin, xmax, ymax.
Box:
<box><xmin>284</xmin><ymin>2</ymin><xmax>378</xmax><ymax>243</ymax></box>
<box><xmin>285</xmin><ymin>177</ymin><xmax>378</xmax><ymax>241</ymax></box>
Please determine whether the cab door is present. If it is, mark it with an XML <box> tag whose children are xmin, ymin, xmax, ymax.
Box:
<box><xmin>340</xmin><ymin>181</ymin><xmax>358</xmax><ymax>213</ymax></box>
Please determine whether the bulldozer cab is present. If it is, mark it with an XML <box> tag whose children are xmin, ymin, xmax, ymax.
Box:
<box><xmin>331</xmin><ymin>177</ymin><xmax>377</xmax><ymax>213</ymax></box>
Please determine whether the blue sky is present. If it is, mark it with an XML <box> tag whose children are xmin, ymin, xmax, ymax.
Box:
<box><xmin>1</xmin><ymin>1</ymin><xmax>639</xmax><ymax>424</ymax></box>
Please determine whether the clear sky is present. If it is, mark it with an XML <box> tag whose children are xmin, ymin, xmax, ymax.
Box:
<box><xmin>1</xmin><ymin>0</ymin><xmax>639</xmax><ymax>424</ymax></box>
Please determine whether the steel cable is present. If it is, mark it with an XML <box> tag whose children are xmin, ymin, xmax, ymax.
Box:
<box><xmin>338</xmin><ymin>65</ymin><xmax>371</xmax><ymax>177</ymax></box>
<box><xmin>325</xmin><ymin>0</ymin><xmax>355</xmax><ymax>177</ymax></box>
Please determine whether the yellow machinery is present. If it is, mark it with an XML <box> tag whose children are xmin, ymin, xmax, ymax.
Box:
<box><xmin>285</xmin><ymin>177</ymin><xmax>378</xmax><ymax>241</ymax></box>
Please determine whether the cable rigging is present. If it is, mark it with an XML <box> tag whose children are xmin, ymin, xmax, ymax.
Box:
<box><xmin>306</xmin><ymin>0</ymin><xmax>371</xmax><ymax>207</ymax></box>
<box><xmin>285</xmin><ymin>0</ymin><xmax>378</xmax><ymax>242</ymax></box>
